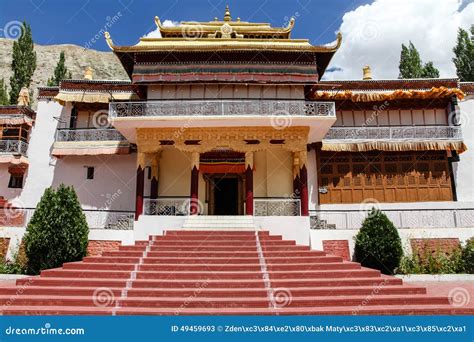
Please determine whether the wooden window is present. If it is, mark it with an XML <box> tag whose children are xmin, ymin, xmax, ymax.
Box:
<box><xmin>8</xmin><ymin>174</ymin><xmax>23</xmax><ymax>189</ymax></box>
<box><xmin>318</xmin><ymin>151</ymin><xmax>453</xmax><ymax>204</ymax></box>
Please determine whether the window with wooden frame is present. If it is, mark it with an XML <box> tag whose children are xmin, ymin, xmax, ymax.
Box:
<box><xmin>317</xmin><ymin>151</ymin><xmax>453</xmax><ymax>204</ymax></box>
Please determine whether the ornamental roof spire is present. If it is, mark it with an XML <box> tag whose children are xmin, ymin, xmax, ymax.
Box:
<box><xmin>224</xmin><ymin>5</ymin><xmax>231</xmax><ymax>22</ymax></box>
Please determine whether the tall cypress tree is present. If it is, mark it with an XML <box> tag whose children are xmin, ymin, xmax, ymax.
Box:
<box><xmin>399</xmin><ymin>41</ymin><xmax>439</xmax><ymax>79</ymax></box>
<box><xmin>47</xmin><ymin>51</ymin><xmax>72</xmax><ymax>86</ymax></box>
<box><xmin>9</xmin><ymin>22</ymin><xmax>36</xmax><ymax>104</ymax></box>
<box><xmin>452</xmin><ymin>26</ymin><xmax>474</xmax><ymax>82</ymax></box>
<box><xmin>0</xmin><ymin>79</ymin><xmax>9</xmax><ymax>105</ymax></box>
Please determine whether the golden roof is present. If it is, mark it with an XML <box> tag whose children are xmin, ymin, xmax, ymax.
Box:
<box><xmin>104</xmin><ymin>5</ymin><xmax>342</xmax><ymax>53</ymax></box>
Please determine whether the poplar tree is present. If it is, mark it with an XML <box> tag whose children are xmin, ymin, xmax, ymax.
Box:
<box><xmin>9</xmin><ymin>22</ymin><xmax>37</xmax><ymax>104</ymax></box>
<box><xmin>398</xmin><ymin>41</ymin><xmax>439</xmax><ymax>78</ymax></box>
<box><xmin>47</xmin><ymin>51</ymin><xmax>72</xmax><ymax>86</ymax></box>
<box><xmin>0</xmin><ymin>79</ymin><xmax>9</xmax><ymax>105</ymax></box>
<box><xmin>452</xmin><ymin>26</ymin><xmax>474</xmax><ymax>81</ymax></box>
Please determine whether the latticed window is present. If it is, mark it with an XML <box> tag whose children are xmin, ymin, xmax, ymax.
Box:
<box><xmin>317</xmin><ymin>151</ymin><xmax>453</xmax><ymax>204</ymax></box>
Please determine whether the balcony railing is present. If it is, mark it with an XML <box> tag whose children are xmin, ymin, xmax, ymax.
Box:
<box><xmin>0</xmin><ymin>140</ymin><xmax>28</xmax><ymax>156</ymax></box>
<box><xmin>310</xmin><ymin>208</ymin><xmax>474</xmax><ymax>229</ymax></box>
<box><xmin>324</xmin><ymin>126</ymin><xmax>462</xmax><ymax>141</ymax></box>
<box><xmin>109</xmin><ymin>100</ymin><xmax>336</xmax><ymax>118</ymax></box>
<box><xmin>144</xmin><ymin>198</ymin><xmax>190</xmax><ymax>216</ymax></box>
<box><xmin>254</xmin><ymin>198</ymin><xmax>301</xmax><ymax>216</ymax></box>
<box><xmin>55</xmin><ymin>128</ymin><xmax>127</xmax><ymax>142</ymax></box>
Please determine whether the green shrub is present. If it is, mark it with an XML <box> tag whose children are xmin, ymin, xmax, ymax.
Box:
<box><xmin>23</xmin><ymin>184</ymin><xmax>89</xmax><ymax>275</ymax></box>
<box><xmin>354</xmin><ymin>208</ymin><xmax>403</xmax><ymax>275</ymax></box>
<box><xmin>0</xmin><ymin>247</ymin><xmax>27</xmax><ymax>274</ymax></box>
<box><xmin>460</xmin><ymin>237</ymin><xmax>473</xmax><ymax>274</ymax></box>
<box><xmin>397</xmin><ymin>242</ymin><xmax>466</xmax><ymax>274</ymax></box>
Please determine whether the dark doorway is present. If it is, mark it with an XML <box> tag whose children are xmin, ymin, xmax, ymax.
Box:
<box><xmin>214</xmin><ymin>177</ymin><xmax>239</xmax><ymax>215</ymax></box>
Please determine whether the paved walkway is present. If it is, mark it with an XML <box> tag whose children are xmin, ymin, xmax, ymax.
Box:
<box><xmin>405</xmin><ymin>281</ymin><xmax>474</xmax><ymax>309</ymax></box>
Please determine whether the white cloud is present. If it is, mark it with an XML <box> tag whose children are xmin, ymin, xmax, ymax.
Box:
<box><xmin>325</xmin><ymin>0</ymin><xmax>474</xmax><ymax>80</ymax></box>
<box><xmin>144</xmin><ymin>19</ymin><xmax>179</xmax><ymax>38</ymax></box>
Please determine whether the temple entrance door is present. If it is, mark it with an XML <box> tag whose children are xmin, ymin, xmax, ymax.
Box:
<box><xmin>207</xmin><ymin>174</ymin><xmax>243</xmax><ymax>215</ymax></box>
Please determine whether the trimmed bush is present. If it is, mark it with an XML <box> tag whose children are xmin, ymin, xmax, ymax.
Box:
<box><xmin>354</xmin><ymin>208</ymin><xmax>403</xmax><ymax>274</ymax></box>
<box><xmin>23</xmin><ymin>184</ymin><xmax>89</xmax><ymax>275</ymax></box>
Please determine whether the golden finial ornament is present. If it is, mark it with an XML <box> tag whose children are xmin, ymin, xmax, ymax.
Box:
<box><xmin>224</xmin><ymin>5</ymin><xmax>231</xmax><ymax>22</ymax></box>
<box><xmin>104</xmin><ymin>31</ymin><xmax>114</xmax><ymax>50</ymax></box>
<box><xmin>84</xmin><ymin>67</ymin><xmax>94</xmax><ymax>80</ymax></box>
<box><xmin>17</xmin><ymin>87</ymin><xmax>30</xmax><ymax>107</ymax></box>
<box><xmin>363</xmin><ymin>66</ymin><xmax>372</xmax><ymax>80</ymax></box>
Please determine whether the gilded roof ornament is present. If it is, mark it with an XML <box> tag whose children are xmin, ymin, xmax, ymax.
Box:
<box><xmin>224</xmin><ymin>5</ymin><xmax>231</xmax><ymax>22</ymax></box>
<box><xmin>104</xmin><ymin>31</ymin><xmax>114</xmax><ymax>50</ymax></box>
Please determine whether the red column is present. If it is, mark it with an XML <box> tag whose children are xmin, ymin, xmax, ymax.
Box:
<box><xmin>293</xmin><ymin>174</ymin><xmax>301</xmax><ymax>198</ymax></box>
<box><xmin>190</xmin><ymin>166</ymin><xmax>199</xmax><ymax>215</ymax></box>
<box><xmin>299</xmin><ymin>165</ymin><xmax>309</xmax><ymax>216</ymax></box>
<box><xmin>150</xmin><ymin>177</ymin><xmax>158</xmax><ymax>199</ymax></box>
<box><xmin>245</xmin><ymin>165</ymin><xmax>254</xmax><ymax>215</ymax></box>
<box><xmin>135</xmin><ymin>165</ymin><xmax>145</xmax><ymax>219</ymax></box>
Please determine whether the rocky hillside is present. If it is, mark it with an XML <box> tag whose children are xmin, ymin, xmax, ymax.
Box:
<box><xmin>0</xmin><ymin>38</ymin><xmax>128</xmax><ymax>107</ymax></box>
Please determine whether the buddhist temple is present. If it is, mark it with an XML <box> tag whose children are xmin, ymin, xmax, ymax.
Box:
<box><xmin>0</xmin><ymin>6</ymin><xmax>473</xmax><ymax>315</ymax></box>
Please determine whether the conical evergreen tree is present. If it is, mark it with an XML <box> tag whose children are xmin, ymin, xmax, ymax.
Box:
<box><xmin>453</xmin><ymin>27</ymin><xmax>474</xmax><ymax>81</ymax></box>
<box><xmin>9</xmin><ymin>21</ymin><xmax>36</xmax><ymax>104</ymax></box>
<box><xmin>399</xmin><ymin>41</ymin><xmax>439</xmax><ymax>78</ymax></box>
<box><xmin>354</xmin><ymin>208</ymin><xmax>403</xmax><ymax>274</ymax></box>
<box><xmin>23</xmin><ymin>184</ymin><xmax>89</xmax><ymax>275</ymax></box>
<box><xmin>47</xmin><ymin>51</ymin><xmax>71</xmax><ymax>86</ymax></box>
<box><xmin>0</xmin><ymin>79</ymin><xmax>9</xmax><ymax>105</ymax></box>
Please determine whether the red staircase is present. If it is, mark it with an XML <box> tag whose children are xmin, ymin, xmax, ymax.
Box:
<box><xmin>0</xmin><ymin>230</ymin><xmax>471</xmax><ymax>315</ymax></box>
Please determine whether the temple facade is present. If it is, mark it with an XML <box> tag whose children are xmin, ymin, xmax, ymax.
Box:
<box><xmin>0</xmin><ymin>8</ymin><xmax>473</xmax><ymax>258</ymax></box>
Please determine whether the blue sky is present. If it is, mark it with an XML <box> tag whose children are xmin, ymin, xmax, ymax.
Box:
<box><xmin>0</xmin><ymin>0</ymin><xmax>370</xmax><ymax>50</ymax></box>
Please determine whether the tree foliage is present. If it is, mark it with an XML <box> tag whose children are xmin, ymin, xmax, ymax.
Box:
<box><xmin>47</xmin><ymin>51</ymin><xmax>72</xmax><ymax>86</ymax></box>
<box><xmin>9</xmin><ymin>22</ymin><xmax>37</xmax><ymax>104</ymax></box>
<box><xmin>23</xmin><ymin>184</ymin><xmax>89</xmax><ymax>275</ymax></box>
<box><xmin>398</xmin><ymin>41</ymin><xmax>440</xmax><ymax>78</ymax></box>
<box><xmin>354</xmin><ymin>208</ymin><xmax>403</xmax><ymax>275</ymax></box>
<box><xmin>452</xmin><ymin>26</ymin><xmax>474</xmax><ymax>81</ymax></box>
<box><xmin>0</xmin><ymin>79</ymin><xmax>9</xmax><ymax>105</ymax></box>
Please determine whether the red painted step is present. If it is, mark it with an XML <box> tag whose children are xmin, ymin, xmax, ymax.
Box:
<box><xmin>1</xmin><ymin>229</ymin><xmax>472</xmax><ymax>316</ymax></box>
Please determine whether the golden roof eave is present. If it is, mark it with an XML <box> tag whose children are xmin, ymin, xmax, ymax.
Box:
<box><xmin>154</xmin><ymin>16</ymin><xmax>295</xmax><ymax>35</ymax></box>
<box><xmin>104</xmin><ymin>31</ymin><xmax>342</xmax><ymax>53</ymax></box>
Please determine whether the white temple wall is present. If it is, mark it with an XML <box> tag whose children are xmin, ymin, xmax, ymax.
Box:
<box><xmin>454</xmin><ymin>95</ymin><xmax>474</xmax><ymax>202</ymax></box>
<box><xmin>334</xmin><ymin>108</ymin><xmax>448</xmax><ymax>126</ymax></box>
<box><xmin>147</xmin><ymin>84</ymin><xmax>305</xmax><ymax>100</ymax></box>
<box><xmin>5</xmin><ymin>99</ymin><xmax>64</xmax><ymax>207</ymax></box>
<box><xmin>51</xmin><ymin>154</ymin><xmax>136</xmax><ymax>211</ymax></box>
